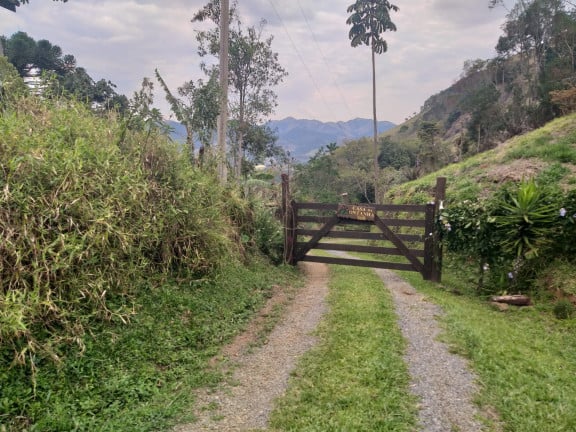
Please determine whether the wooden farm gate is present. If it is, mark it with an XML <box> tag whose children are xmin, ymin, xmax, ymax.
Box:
<box><xmin>281</xmin><ymin>175</ymin><xmax>446</xmax><ymax>282</ymax></box>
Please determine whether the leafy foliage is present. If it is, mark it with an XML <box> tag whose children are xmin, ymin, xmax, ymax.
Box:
<box><xmin>493</xmin><ymin>179</ymin><xmax>560</xmax><ymax>259</ymax></box>
<box><xmin>0</xmin><ymin>260</ymin><xmax>298</xmax><ymax>431</ymax></box>
<box><xmin>193</xmin><ymin>2</ymin><xmax>288</xmax><ymax>177</ymax></box>
<box><xmin>461</xmin><ymin>83</ymin><xmax>503</xmax><ymax>152</ymax></box>
<box><xmin>1</xmin><ymin>0</ymin><xmax>67</xmax><ymax>12</ymax></box>
<box><xmin>155</xmin><ymin>68</ymin><xmax>220</xmax><ymax>163</ymax></box>
<box><xmin>440</xmin><ymin>178</ymin><xmax>574</xmax><ymax>292</ymax></box>
<box><xmin>346</xmin><ymin>0</ymin><xmax>399</xmax><ymax>54</ymax></box>
<box><xmin>0</xmin><ymin>56</ymin><xmax>28</xmax><ymax>105</ymax></box>
<box><xmin>0</xmin><ymin>95</ymin><xmax>263</xmax><ymax>373</ymax></box>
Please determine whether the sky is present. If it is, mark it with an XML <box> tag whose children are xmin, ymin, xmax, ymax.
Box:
<box><xmin>1</xmin><ymin>0</ymin><xmax>513</xmax><ymax>124</ymax></box>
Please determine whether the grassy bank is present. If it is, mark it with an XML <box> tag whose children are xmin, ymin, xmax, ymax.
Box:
<box><xmin>0</xmin><ymin>94</ymin><xmax>295</xmax><ymax>430</ymax></box>
<box><xmin>1</xmin><ymin>260</ymin><xmax>300</xmax><ymax>431</ymax></box>
<box><xmin>268</xmin><ymin>264</ymin><xmax>417</xmax><ymax>431</ymax></box>
<box><xmin>401</xmin><ymin>262</ymin><xmax>576</xmax><ymax>432</ymax></box>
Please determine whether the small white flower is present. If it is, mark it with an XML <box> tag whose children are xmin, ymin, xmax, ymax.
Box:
<box><xmin>560</xmin><ymin>208</ymin><xmax>567</xmax><ymax>217</ymax></box>
<box><xmin>483</xmin><ymin>263</ymin><xmax>489</xmax><ymax>271</ymax></box>
<box><xmin>508</xmin><ymin>272</ymin><xmax>514</xmax><ymax>279</ymax></box>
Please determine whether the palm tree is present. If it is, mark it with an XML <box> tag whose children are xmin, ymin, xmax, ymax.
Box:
<box><xmin>346</xmin><ymin>0</ymin><xmax>398</xmax><ymax>204</ymax></box>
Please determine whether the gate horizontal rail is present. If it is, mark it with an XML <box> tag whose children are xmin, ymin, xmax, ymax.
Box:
<box><xmin>297</xmin><ymin>229</ymin><xmax>424</xmax><ymax>243</ymax></box>
<box><xmin>300</xmin><ymin>255</ymin><xmax>417</xmax><ymax>271</ymax></box>
<box><xmin>309</xmin><ymin>242</ymin><xmax>425</xmax><ymax>257</ymax></box>
<box><xmin>297</xmin><ymin>215</ymin><xmax>426</xmax><ymax>228</ymax></box>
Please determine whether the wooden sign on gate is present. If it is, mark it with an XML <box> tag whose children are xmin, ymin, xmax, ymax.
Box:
<box><xmin>337</xmin><ymin>204</ymin><xmax>375</xmax><ymax>221</ymax></box>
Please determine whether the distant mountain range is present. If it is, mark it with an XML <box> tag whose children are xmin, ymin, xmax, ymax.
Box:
<box><xmin>167</xmin><ymin>117</ymin><xmax>395</xmax><ymax>162</ymax></box>
<box><xmin>267</xmin><ymin>117</ymin><xmax>395</xmax><ymax>161</ymax></box>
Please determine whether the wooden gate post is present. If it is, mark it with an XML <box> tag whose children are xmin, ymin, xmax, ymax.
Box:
<box><xmin>431</xmin><ymin>177</ymin><xmax>446</xmax><ymax>282</ymax></box>
<box><xmin>423</xmin><ymin>203</ymin><xmax>434</xmax><ymax>280</ymax></box>
<box><xmin>282</xmin><ymin>174</ymin><xmax>296</xmax><ymax>265</ymax></box>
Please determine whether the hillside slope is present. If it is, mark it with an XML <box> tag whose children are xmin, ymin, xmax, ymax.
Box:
<box><xmin>385</xmin><ymin>113</ymin><xmax>576</xmax><ymax>204</ymax></box>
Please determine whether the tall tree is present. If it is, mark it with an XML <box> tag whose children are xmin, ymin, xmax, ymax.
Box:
<box><xmin>417</xmin><ymin>121</ymin><xmax>442</xmax><ymax>171</ymax></box>
<box><xmin>3</xmin><ymin>31</ymin><xmax>126</xmax><ymax>111</ymax></box>
<box><xmin>492</xmin><ymin>0</ymin><xmax>576</xmax><ymax>125</ymax></box>
<box><xmin>4</xmin><ymin>31</ymin><xmax>36</xmax><ymax>75</ymax></box>
<box><xmin>336</xmin><ymin>137</ymin><xmax>376</xmax><ymax>203</ymax></box>
<box><xmin>34</xmin><ymin>39</ymin><xmax>64</xmax><ymax>73</ymax></box>
<box><xmin>294</xmin><ymin>145</ymin><xmax>341</xmax><ymax>202</ymax></box>
<box><xmin>155</xmin><ymin>68</ymin><xmax>220</xmax><ymax>164</ymax></box>
<box><xmin>193</xmin><ymin>1</ymin><xmax>287</xmax><ymax>179</ymax></box>
<box><xmin>346</xmin><ymin>0</ymin><xmax>398</xmax><ymax>204</ymax></box>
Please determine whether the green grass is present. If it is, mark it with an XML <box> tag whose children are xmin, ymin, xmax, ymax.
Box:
<box><xmin>505</xmin><ymin>130</ymin><xmax>576</xmax><ymax>164</ymax></box>
<box><xmin>268</xmin><ymin>264</ymin><xmax>418</xmax><ymax>431</ymax></box>
<box><xmin>399</xmin><ymin>261</ymin><xmax>576</xmax><ymax>432</ymax></box>
<box><xmin>0</xmin><ymin>260</ymin><xmax>301</xmax><ymax>432</ymax></box>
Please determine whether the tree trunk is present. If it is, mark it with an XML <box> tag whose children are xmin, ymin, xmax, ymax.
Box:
<box><xmin>185</xmin><ymin>124</ymin><xmax>195</xmax><ymax>164</ymax></box>
<box><xmin>235</xmin><ymin>98</ymin><xmax>246</xmax><ymax>178</ymax></box>
<box><xmin>217</xmin><ymin>0</ymin><xmax>230</xmax><ymax>184</ymax></box>
<box><xmin>491</xmin><ymin>295</ymin><xmax>531</xmax><ymax>306</ymax></box>
<box><xmin>236</xmin><ymin>128</ymin><xmax>244</xmax><ymax>178</ymax></box>
<box><xmin>477</xmin><ymin>124</ymin><xmax>481</xmax><ymax>153</ymax></box>
<box><xmin>371</xmin><ymin>46</ymin><xmax>379</xmax><ymax>204</ymax></box>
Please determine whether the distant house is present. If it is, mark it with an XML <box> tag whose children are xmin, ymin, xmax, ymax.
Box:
<box><xmin>22</xmin><ymin>66</ymin><xmax>44</xmax><ymax>95</ymax></box>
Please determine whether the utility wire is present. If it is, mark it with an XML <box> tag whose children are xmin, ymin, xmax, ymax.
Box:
<box><xmin>296</xmin><ymin>0</ymin><xmax>355</xmax><ymax>120</ymax></box>
<box><xmin>267</xmin><ymin>0</ymin><xmax>340</xmax><ymax>121</ymax></box>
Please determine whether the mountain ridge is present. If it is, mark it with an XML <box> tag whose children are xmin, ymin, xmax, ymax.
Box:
<box><xmin>167</xmin><ymin>117</ymin><xmax>396</xmax><ymax>162</ymax></box>
<box><xmin>266</xmin><ymin>117</ymin><xmax>395</xmax><ymax>161</ymax></box>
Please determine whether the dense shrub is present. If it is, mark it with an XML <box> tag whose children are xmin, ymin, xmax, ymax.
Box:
<box><xmin>553</xmin><ymin>299</ymin><xmax>575</xmax><ymax>320</ymax></box>
<box><xmin>440</xmin><ymin>179</ymin><xmax>574</xmax><ymax>293</ymax></box>
<box><xmin>0</xmin><ymin>97</ymin><xmax>246</xmax><ymax>367</ymax></box>
<box><xmin>251</xmin><ymin>203</ymin><xmax>285</xmax><ymax>265</ymax></box>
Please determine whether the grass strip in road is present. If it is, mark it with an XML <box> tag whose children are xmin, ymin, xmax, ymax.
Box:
<box><xmin>268</xmin><ymin>264</ymin><xmax>418</xmax><ymax>431</ymax></box>
<box><xmin>401</xmin><ymin>267</ymin><xmax>576</xmax><ymax>432</ymax></box>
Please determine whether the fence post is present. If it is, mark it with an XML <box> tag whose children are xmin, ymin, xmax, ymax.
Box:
<box><xmin>431</xmin><ymin>177</ymin><xmax>446</xmax><ymax>282</ymax></box>
<box><xmin>423</xmin><ymin>203</ymin><xmax>435</xmax><ymax>280</ymax></box>
<box><xmin>282</xmin><ymin>174</ymin><xmax>296</xmax><ymax>265</ymax></box>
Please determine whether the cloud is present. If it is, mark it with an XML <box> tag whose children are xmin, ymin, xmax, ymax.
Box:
<box><xmin>2</xmin><ymin>0</ymin><xmax>510</xmax><ymax>123</ymax></box>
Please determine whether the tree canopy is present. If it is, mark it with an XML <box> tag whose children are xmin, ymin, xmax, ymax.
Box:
<box><xmin>346</xmin><ymin>0</ymin><xmax>398</xmax><ymax>54</ymax></box>
<box><xmin>346</xmin><ymin>0</ymin><xmax>399</xmax><ymax>203</ymax></box>
<box><xmin>2</xmin><ymin>31</ymin><xmax>127</xmax><ymax>111</ymax></box>
<box><xmin>1</xmin><ymin>0</ymin><xmax>67</xmax><ymax>12</ymax></box>
<box><xmin>193</xmin><ymin>1</ymin><xmax>288</xmax><ymax>177</ymax></box>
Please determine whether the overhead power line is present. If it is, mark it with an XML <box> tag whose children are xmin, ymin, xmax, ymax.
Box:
<box><xmin>296</xmin><ymin>0</ymin><xmax>355</xmax><ymax>120</ymax></box>
<box><xmin>267</xmin><ymin>0</ymin><xmax>341</xmax><ymax>121</ymax></box>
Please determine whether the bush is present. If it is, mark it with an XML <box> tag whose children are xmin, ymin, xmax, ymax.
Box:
<box><xmin>493</xmin><ymin>179</ymin><xmax>560</xmax><ymax>260</ymax></box>
<box><xmin>553</xmin><ymin>299</ymin><xmax>575</xmax><ymax>320</ymax></box>
<box><xmin>252</xmin><ymin>204</ymin><xmax>285</xmax><ymax>265</ymax></box>
<box><xmin>440</xmin><ymin>179</ymin><xmax>571</xmax><ymax>293</ymax></box>
<box><xmin>0</xmin><ymin>97</ymin><xmax>245</xmax><ymax>368</ymax></box>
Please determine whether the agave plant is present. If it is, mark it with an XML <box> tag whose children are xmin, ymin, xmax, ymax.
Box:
<box><xmin>495</xmin><ymin>179</ymin><xmax>559</xmax><ymax>260</ymax></box>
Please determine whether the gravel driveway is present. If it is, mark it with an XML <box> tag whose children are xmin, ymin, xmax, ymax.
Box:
<box><xmin>174</xmin><ymin>262</ymin><xmax>330</xmax><ymax>432</ymax></box>
<box><xmin>374</xmin><ymin>268</ymin><xmax>486</xmax><ymax>432</ymax></box>
<box><xmin>174</xmin><ymin>261</ymin><xmax>488</xmax><ymax>431</ymax></box>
